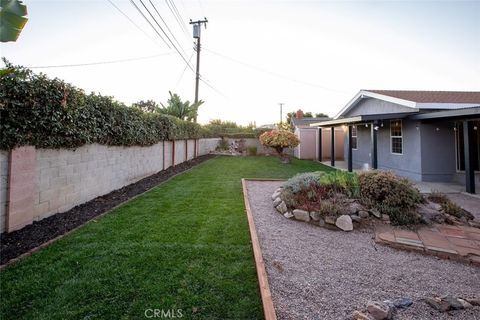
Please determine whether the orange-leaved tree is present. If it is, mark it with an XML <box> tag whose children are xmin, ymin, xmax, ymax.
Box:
<box><xmin>259</xmin><ymin>130</ymin><xmax>300</xmax><ymax>163</ymax></box>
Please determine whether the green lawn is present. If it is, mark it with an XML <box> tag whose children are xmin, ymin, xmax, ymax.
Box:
<box><xmin>0</xmin><ymin>156</ymin><xmax>331</xmax><ymax>320</ymax></box>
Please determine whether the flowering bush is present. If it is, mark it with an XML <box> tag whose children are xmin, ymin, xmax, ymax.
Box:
<box><xmin>259</xmin><ymin>130</ymin><xmax>300</xmax><ymax>156</ymax></box>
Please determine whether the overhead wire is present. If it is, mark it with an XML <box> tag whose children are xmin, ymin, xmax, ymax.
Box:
<box><xmin>147</xmin><ymin>0</ymin><xmax>189</xmax><ymax>57</ymax></box>
<box><xmin>129</xmin><ymin>0</ymin><xmax>171</xmax><ymax>48</ymax></box>
<box><xmin>27</xmin><ymin>53</ymin><xmax>173</xmax><ymax>69</ymax></box>
<box><xmin>203</xmin><ymin>47</ymin><xmax>350</xmax><ymax>96</ymax></box>
<box><xmin>106</xmin><ymin>0</ymin><xmax>162</xmax><ymax>47</ymax></box>
<box><xmin>166</xmin><ymin>0</ymin><xmax>191</xmax><ymax>39</ymax></box>
<box><xmin>175</xmin><ymin>51</ymin><xmax>194</xmax><ymax>88</ymax></box>
<box><xmin>135</xmin><ymin>0</ymin><xmax>194</xmax><ymax>71</ymax></box>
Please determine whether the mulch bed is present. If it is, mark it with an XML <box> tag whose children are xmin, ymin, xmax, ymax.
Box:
<box><xmin>0</xmin><ymin>154</ymin><xmax>215</xmax><ymax>265</ymax></box>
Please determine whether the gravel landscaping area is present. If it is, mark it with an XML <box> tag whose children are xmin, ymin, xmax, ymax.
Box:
<box><xmin>245</xmin><ymin>180</ymin><xmax>480</xmax><ymax>320</ymax></box>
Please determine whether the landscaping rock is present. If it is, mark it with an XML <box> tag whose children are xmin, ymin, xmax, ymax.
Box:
<box><xmin>457</xmin><ymin>298</ymin><xmax>473</xmax><ymax>309</ymax></box>
<box><xmin>424</xmin><ymin>297</ymin><xmax>451</xmax><ymax>312</ymax></box>
<box><xmin>468</xmin><ymin>220</ymin><xmax>480</xmax><ymax>228</ymax></box>
<box><xmin>284</xmin><ymin>211</ymin><xmax>294</xmax><ymax>219</ymax></box>
<box><xmin>293</xmin><ymin>209</ymin><xmax>310</xmax><ymax>222</ymax></box>
<box><xmin>391</xmin><ymin>297</ymin><xmax>413</xmax><ymax>309</ymax></box>
<box><xmin>366</xmin><ymin>301</ymin><xmax>392</xmax><ymax>320</ymax></box>
<box><xmin>346</xmin><ymin>201</ymin><xmax>364</xmax><ymax>215</ymax></box>
<box><xmin>310</xmin><ymin>211</ymin><xmax>320</xmax><ymax>221</ymax></box>
<box><xmin>318</xmin><ymin>218</ymin><xmax>325</xmax><ymax>227</ymax></box>
<box><xmin>271</xmin><ymin>190</ymin><xmax>282</xmax><ymax>201</ymax></box>
<box><xmin>442</xmin><ymin>295</ymin><xmax>465</xmax><ymax>310</ymax></box>
<box><xmin>335</xmin><ymin>215</ymin><xmax>353</xmax><ymax>231</ymax></box>
<box><xmin>325</xmin><ymin>216</ymin><xmax>336</xmax><ymax>225</ymax></box>
<box><xmin>370</xmin><ymin>208</ymin><xmax>381</xmax><ymax>218</ymax></box>
<box><xmin>358</xmin><ymin>210</ymin><xmax>369</xmax><ymax>219</ymax></box>
<box><xmin>465</xmin><ymin>297</ymin><xmax>480</xmax><ymax>306</ymax></box>
<box><xmin>276</xmin><ymin>201</ymin><xmax>287</xmax><ymax>214</ymax></box>
<box><xmin>350</xmin><ymin>214</ymin><xmax>361</xmax><ymax>223</ymax></box>
<box><xmin>273</xmin><ymin>197</ymin><xmax>282</xmax><ymax>207</ymax></box>
<box><xmin>381</xmin><ymin>214</ymin><xmax>390</xmax><ymax>222</ymax></box>
<box><xmin>418</xmin><ymin>202</ymin><xmax>445</xmax><ymax>225</ymax></box>
<box><xmin>352</xmin><ymin>310</ymin><xmax>375</xmax><ymax>320</ymax></box>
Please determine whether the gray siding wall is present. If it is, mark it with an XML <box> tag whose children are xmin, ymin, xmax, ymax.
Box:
<box><xmin>344</xmin><ymin>98</ymin><xmax>416</xmax><ymax>117</ymax></box>
<box><xmin>420</xmin><ymin>121</ymin><xmax>457</xmax><ymax>182</ymax></box>
<box><xmin>344</xmin><ymin>120</ymin><xmax>423</xmax><ymax>180</ymax></box>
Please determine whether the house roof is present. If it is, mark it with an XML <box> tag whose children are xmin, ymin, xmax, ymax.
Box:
<box><xmin>291</xmin><ymin>117</ymin><xmax>330</xmax><ymax>127</ymax></box>
<box><xmin>366</xmin><ymin>90</ymin><xmax>480</xmax><ymax>104</ymax></box>
<box><xmin>334</xmin><ymin>90</ymin><xmax>480</xmax><ymax>119</ymax></box>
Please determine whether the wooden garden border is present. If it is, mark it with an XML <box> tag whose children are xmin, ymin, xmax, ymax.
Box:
<box><xmin>241</xmin><ymin>178</ymin><xmax>278</xmax><ymax>320</ymax></box>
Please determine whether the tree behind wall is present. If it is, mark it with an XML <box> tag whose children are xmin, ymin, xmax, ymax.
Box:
<box><xmin>159</xmin><ymin>91</ymin><xmax>204</xmax><ymax>122</ymax></box>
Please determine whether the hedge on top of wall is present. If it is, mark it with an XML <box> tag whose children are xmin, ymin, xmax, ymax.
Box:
<box><xmin>0</xmin><ymin>61</ymin><xmax>203</xmax><ymax>150</ymax></box>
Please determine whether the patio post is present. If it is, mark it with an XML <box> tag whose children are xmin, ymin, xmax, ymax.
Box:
<box><xmin>330</xmin><ymin>127</ymin><xmax>335</xmax><ymax>167</ymax></box>
<box><xmin>347</xmin><ymin>125</ymin><xmax>353</xmax><ymax>172</ymax></box>
<box><xmin>371</xmin><ymin>123</ymin><xmax>378</xmax><ymax>169</ymax></box>
<box><xmin>317</xmin><ymin>128</ymin><xmax>322</xmax><ymax>161</ymax></box>
<box><xmin>463</xmin><ymin>120</ymin><xmax>475</xmax><ymax>194</ymax></box>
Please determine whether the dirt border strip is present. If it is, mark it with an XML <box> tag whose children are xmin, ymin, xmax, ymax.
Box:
<box><xmin>0</xmin><ymin>156</ymin><xmax>216</xmax><ymax>271</ymax></box>
<box><xmin>241</xmin><ymin>178</ymin><xmax>277</xmax><ymax>320</ymax></box>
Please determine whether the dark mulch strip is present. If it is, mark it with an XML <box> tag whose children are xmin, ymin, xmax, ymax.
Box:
<box><xmin>0</xmin><ymin>154</ymin><xmax>215</xmax><ymax>265</ymax></box>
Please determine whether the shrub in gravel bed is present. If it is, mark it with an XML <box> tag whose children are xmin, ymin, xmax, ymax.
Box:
<box><xmin>359</xmin><ymin>171</ymin><xmax>423</xmax><ymax>225</ymax></box>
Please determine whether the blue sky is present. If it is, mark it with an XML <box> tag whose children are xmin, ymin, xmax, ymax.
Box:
<box><xmin>2</xmin><ymin>0</ymin><xmax>479</xmax><ymax>125</ymax></box>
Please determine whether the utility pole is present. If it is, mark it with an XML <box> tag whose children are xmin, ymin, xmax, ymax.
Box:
<box><xmin>279</xmin><ymin>103</ymin><xmax>284</xmax><ymax>125</ymax></box>
<box><xmin>190</xmin><ymin>18</ymin><xmax>208</xmax><ymax>123</ymax></box>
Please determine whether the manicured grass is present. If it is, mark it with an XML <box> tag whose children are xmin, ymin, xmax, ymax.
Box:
<box><xmin>0</xmin><ymin>156</ymin><xmax>331</xmax><ymax>320</ymax></box>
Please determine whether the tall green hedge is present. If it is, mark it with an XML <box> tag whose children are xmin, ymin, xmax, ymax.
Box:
<box><xmin>0</xmin><ymin>63</ymin><xmax>202</xmax><ymax>150</ymax></box>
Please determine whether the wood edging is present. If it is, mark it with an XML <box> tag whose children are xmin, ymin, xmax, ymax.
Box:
<box><xmin>0</xmin><ymin>156</ymin><xmax>216</xmax><ymax>271</ymax></box>
<box><xmin>241</xmin><ymin>178</ymin><xmax>277</xmax><ymax>320</ymax></box>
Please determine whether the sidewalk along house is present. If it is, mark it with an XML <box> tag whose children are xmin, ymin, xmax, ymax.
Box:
<box><xmin>292</xmin><ymin>109</ymin><xmax>345</xmax><ymax>160</ymax></box>
<box><xmin>310</xmin><ymin>90</ymin><xmax>480</xmax><ymax>193</ymax></box>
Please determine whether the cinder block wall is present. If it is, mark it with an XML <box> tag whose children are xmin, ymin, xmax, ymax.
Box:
<box><xmin>199</xmin><ymin>138</ymin><xmax>221</xmax><ymax>155</ymax></box>
<box><xmin>0</xmin><ymin>151</ymin><xmax>9</xmax><ymax>233</ymax></box>
<box><xmin>1</xmin><ymin>139</ymin><xmax>219</xmax><ymax>233</ymax></box>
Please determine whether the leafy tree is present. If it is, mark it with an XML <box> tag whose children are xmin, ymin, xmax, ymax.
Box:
<box><xmin>315</xmin><ymin>112</ymin><xmax>329</xmax><ymax>118</ymax></box>
<box><xmin>259</xmin><ymin>130</ymin><xmax>300</xmax><ymax>163</ymax></box>
<box><xmin>0</xmin><ymin>0</ymin><xmax>28</xmax><ymax>42</ymax></box>
<box><xmin>286</xmin><ymin>111</ymin><xmax>296</xmax><ymax>125</ymax></box>
<box><xmin>304</xmin><ymin>112</ymin><xmax>313</xmax><ymax>118</ymax></box>
<box><xmin>159</xmin><ymin>91</ymin><xmax>204</xmax><ymax>122</ymax></box>
<box><xmin>132</xmin><ymin>100</ymin><xmax>159</xmax><ymax>113</ymax></box>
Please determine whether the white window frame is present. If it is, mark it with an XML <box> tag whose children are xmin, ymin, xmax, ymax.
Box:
<box><xmin>390</xmin><ymin>120</ymin><xmax>403</xmax><ymax>155</ymax></box>
<box><xmin>351</xmin><ymin>125</ymin><xmax>358</xmax><ymax>150</ymax></box>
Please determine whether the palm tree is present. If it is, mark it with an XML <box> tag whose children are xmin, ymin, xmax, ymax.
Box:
<box><xmin>159</xmin><ymin>91</ymin><xmax>204</xmax><ymax>122</ymax></box>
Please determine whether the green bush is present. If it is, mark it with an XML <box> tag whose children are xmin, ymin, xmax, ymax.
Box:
<box><xmin>282</xmin><ymin>172</ymin><xmax>323</xmax><ymax>194</ymax></box>
<box><xmin>247</xmin><ymin>145</ymin><xmax>257</xmax><ymax>156</ymax></box>
<box><xmin>319</xmin><ymin>171</ymin><xmax>359</xmax><ymax>197</ymax></box>
<box><xmin>0</xmin><ymin>61</ymin><xmax>202</xmax><ymax>150</ymax></box>
<box><xmin>359</xmin><ymin>171</ymin><xmax>423</xmax><ymax>225</ymax></box>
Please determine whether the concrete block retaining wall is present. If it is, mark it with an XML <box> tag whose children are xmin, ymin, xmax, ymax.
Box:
<box><xmin>0</xmin><ymin>138</ymin><xmax>221</xmax><ymax>233</ymax></box>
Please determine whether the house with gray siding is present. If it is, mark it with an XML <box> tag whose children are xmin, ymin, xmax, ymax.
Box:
<box><xmin>311</xmin><ymin>90</ymin><xmax>480</xmax><ymax>193</ymax></box>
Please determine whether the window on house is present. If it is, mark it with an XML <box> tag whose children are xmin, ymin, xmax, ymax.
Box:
<box><xmin>351</xmin><ymin>125</ymin><xmax>357</xmax><ymax>149</ymax></box>
<box><xmin>390</xmin><ymin>120</ymin><xmax>402</xmax><ymax>154</ymax></box>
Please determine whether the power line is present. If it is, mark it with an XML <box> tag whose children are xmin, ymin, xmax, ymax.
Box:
<box><xmin>147</xmin><ymin>0</ymin><xmax>188</xmax><ymax>57</ymax></box>
<box><xmin>106</xmin><ymin>0</ymin><xmax>161</xmax><ymax>47</ymax></box>
<box><xmin>129</xmin><ymin>0</ymin><xmax>171</xmax><ymax>48</ymax></box>
<box><xmin>165</xmin><ymin>0</ymin><xmax>190</xmax><ymax>40</ymax></box>
<box><xmin>175</xmin><ymin>51</ymin><xmax>194</xmax><ymax>89</ymax></box>
<box><xmin>203</xmin><ymin>47</ymin><xmax>350</xmax><ymax>96</ymax></box>
<box><xmin>27</xmin><ymin>53</ymin><xmax>173</xmax><ymax>69</ymax></box>
<box><xmin>136</xmin><ymin>0</ymin><xmax>194</xmax><ymax>71</ymax></box>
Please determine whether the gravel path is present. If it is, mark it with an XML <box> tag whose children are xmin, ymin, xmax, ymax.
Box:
<box><xmin>245</xmin><ymin>180</ymin><xmax>480</xmax><ymax>320</ymax></box>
